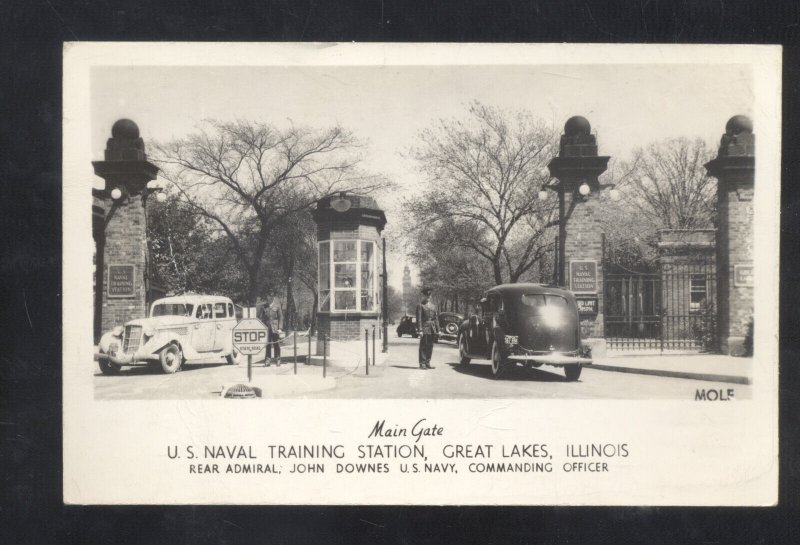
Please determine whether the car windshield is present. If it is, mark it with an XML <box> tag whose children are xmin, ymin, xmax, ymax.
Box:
<box><xmin>152</xmin><ymin>303</ymin><xmax>194</xmax><ymax>317</ymax></box>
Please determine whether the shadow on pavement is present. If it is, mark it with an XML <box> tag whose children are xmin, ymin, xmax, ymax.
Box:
<box><xmin>94</xmin><ymin>361</ymin><xmax>231</xmax><ymax>377</ymax></box>
<box><xmin>390</xmin><ymin>365</ymin><xmax>426</xmax><ymax>370</ymax></box>
<box><xmin>445</xmin><ymin>361</ymin><xmax>569</xmax><ymax>382</ymax></box>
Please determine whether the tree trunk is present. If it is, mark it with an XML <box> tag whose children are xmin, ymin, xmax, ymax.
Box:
<box><xmin>492</xmin><ymin>258</ymin><xmax>503</xmax><ymax>285</ymax></box>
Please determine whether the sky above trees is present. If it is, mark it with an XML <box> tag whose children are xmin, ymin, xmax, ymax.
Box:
<box><xmin>90</xmin><ymin>62</ymin><xmax>753</xmax><ymax>288</ymax></box>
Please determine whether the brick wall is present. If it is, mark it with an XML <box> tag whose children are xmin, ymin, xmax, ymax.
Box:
<box><xmin>716</xmin><ymin>173</ymin><xmax>754</xmax><ymax>354</ymax></box>
<box><xmin>100</xmin><ymin>194</ymin><xmax>148</xmax><ymax>332</ymax></box>
<box><xmin>561</xmin><ymin>189</ymin><xmax>605</xmax><ymax>338</ymax></box>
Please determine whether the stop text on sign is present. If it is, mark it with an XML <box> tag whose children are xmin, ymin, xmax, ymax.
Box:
<box><xmin>233</xmin><ymin>331</ymin><xmax>267</xmax><ymax>343</ymax></box>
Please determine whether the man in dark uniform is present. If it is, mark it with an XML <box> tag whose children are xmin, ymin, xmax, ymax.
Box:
<box><xmin>258</xmin><ymin>294</ymin><xmax>284</xmax><ymax>366</ymax></box>
<box><xmin>416</xmin><ymin>287</ymin><xmax>439</xmax><ymax>370</ymax></box>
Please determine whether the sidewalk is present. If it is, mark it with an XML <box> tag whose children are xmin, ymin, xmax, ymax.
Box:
<box><xmin>590</xmin><ymin>353</ymin><xmax>753</xmax><ymax>384</ymax></box>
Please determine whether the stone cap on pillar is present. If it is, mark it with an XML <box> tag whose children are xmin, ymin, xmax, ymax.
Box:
<box><xmin>705</xmin><ymin>115</ymin><xmax>754</xmax><ymax>179</ymax></box>
<box><xmin>312</xmin><ymin>192</ymin><xmax>387</xmax><ymax>231</ymax></box>
<box><xmin>92</xmin><ymin>119</ymin><xmax>159</xmax><ymax>196</ymax></box>
<box><xmin>548</xmin><ymin>116</ymin><xmax>609</xmax><ymax>190</ymax></box>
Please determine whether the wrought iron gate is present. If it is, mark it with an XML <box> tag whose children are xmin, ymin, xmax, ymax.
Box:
<box><xmin>604</xmin><ymin>258</ymin><xmax>717</xmax><ymax>353</ymax></box>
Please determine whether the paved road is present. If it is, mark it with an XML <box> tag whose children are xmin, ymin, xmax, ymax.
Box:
<box><xmin>93</xmin><ymin>336</ymin><xmax>752</xmax><ymax>400</ymax></box>
<box><xmin>300</xmin><ymin>336</ymin><xmax>752</xmax><ymax>400</ymax></box>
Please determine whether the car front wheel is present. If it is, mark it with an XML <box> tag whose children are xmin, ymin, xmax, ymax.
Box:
<box><xmin>459</xmin><ymin>334</ymin><xmax>471</xmax><ymax>366</ymax></box>
<box><xmin>564</xmin><ymin>364</ymin><xmax>582</xmax><ymax>382</ymax></box>
<box><xmin>160</xmin><ymin>343</ymin><xmax>183</xmax><ymax>374</ymax></box>
<box><xmin>98</xmin><ymin>358</ymin><xmax>121</xmax><ymax>376</ymax></box>
<box><xmin>491</xmin><ymin>341</ymin><xmax>508</xmax><ymax>379</ymax></box>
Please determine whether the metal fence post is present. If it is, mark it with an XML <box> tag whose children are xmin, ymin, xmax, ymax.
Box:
<box><xmin>323</xmin><ymin>335</ymin><xmax>327</xmax><ymax>378</ymax></box>
<box><xmin>365</xmin><ymin>329</ymin><xmax>370</xmax><ymax>375</ymax></box>
<box><xmin>307</xmin><ymin>330</ymin><xmax>311</xmax><ymax>365</ymax></box>
<box><xmin>372</xmin><ymin>325</ymin><xmax>376</xmax><ymax>366</ymax></box>
<box><xmin>293</xmin><ymin>331</ymin><xmax>297</xmax><ymax>375</ymax></box>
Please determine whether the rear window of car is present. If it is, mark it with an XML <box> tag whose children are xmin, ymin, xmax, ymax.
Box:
<box><xmin>520</xmin><ymin>294</ymin><xmax>569</xmax><ymax>311</ymax></box>
<box><xmin>214</xmin><ymin>302</ymin><xmax>227</xmax><ymax>318</ymax></box>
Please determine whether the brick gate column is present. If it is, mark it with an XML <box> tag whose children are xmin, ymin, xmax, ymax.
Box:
<box><xmin>547</xmin><ymin>116</ymin><xmax>610</xmax><ymax>344</ymax></box>
<box><xmin>705</xmin><ymin>115</ymin><xmax>755</xmax><ymax>356</ymax></box>
<box><xmin>92</xmin><ymin>119</ymin><xmax>159</xmax><ymax>334</ymax></box>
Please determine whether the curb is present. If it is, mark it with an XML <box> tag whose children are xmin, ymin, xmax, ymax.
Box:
<box><xmin>590</xmin><ymin>364</ymin><xmax>751</xmax><ymax>385</ymax></box>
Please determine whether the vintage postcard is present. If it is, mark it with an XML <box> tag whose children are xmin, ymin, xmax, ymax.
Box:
<box><xmin>63</xmin><ymin>43</ymin><xmax>780</xmax><ymax>505</ymax></box>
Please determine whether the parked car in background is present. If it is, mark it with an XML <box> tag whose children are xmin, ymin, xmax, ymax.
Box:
<box><xmin>457</xmin><ymin>284</ymin><xmax>592</xmax><ymax>381</ymax></box>
<box><xmin>95</xmin><ymin>294</ymin><xmax>239</xmax><ymax>375</ymax></box>
<box><xmin>396</xmin><ymin>315</ymin><xmax>419</xmax><ymax>338</ymax></box>
<box><xmin>434</xmin><ymin>312</ymin><xmax>463</xmax><ymax>343</ymax></box>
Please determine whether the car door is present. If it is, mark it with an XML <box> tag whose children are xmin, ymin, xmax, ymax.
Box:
<box><xmin>481</xmin><ymin>292</ymin><xmax>497</xmax><ymax>354</ymax></box>
<box><xmin>191</xmin><ymin>303</ymin><xmax>216</xmax><ymax>353</ymax></box>
<box><xmin>213</xmin><ymin>302</ymin><xmax>235</xmax><ymax>352</ymax></box>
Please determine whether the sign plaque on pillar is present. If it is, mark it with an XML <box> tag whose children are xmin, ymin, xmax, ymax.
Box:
<box><xmin>734</xmin><ymin>264</ymin><xmax>754</xmax><ymax>287</ymax></box>
<box><xmin>107</xmin><ymin>264</ymin><xmax>135</xmax><ymax>298</ymax></box>
<box><xmin>569</xmin><ymin>259</ymin><xmax>598</xmax><ymax>294</ymax></box>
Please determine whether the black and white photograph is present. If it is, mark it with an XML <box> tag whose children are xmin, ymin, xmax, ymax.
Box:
<box><xmin>62</xmin><ymin>43</ymin><xmax>780</xmax><ymax>505</ymax></box>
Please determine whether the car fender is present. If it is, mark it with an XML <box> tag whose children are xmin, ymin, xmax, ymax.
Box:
<box><xmin>140</xmin><ymin>332</ymin><xmax>193</xmax><ymax>359</ymax></box>
<box><xmin>492</xmin><ymin>325</ymin><xmax>506</xmax><ymax>351</ymax></box>
<box><xmin>98</xmin><ymin>331</ymin><xmax>122</xmax><ymax>353</ymax></box>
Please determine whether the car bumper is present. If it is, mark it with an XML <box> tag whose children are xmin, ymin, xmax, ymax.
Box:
<box><xmin>94</xmin><ymin>350</ymin><xmax>155</xmax><ymax>366</ymax></box>
<box><xmin>507</xmin><ymin>354</ymin><xmax>592</xmax><ymax>367</ymax></box>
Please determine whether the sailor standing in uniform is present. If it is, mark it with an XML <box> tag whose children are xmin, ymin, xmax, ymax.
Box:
<box><xmin>415</xmin><ymin>287</ymin><xmax>439</xmax><ymax>370</ymax></box>
<box><xmin>258</xmin><ymin>294</ymin><xmax>284</xmax><ymax>366</ymax></box>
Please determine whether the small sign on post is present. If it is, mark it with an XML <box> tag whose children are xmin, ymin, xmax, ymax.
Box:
<box><xmin>232</xmin><ymin>318</ymin><xmax>268</xmax><ymax>382</ymax></box>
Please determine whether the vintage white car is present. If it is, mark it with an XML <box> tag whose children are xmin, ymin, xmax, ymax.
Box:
<box><xmin>96</xmin><ymin>294</ymin><xmax>238</xmax><ymax>375</ymax></box>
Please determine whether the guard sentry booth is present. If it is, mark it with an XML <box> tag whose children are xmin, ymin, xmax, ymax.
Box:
<box><xmin>312</xmin><ymin>192</ymin><xmax>386</xmax><ymax>353</ymax></box>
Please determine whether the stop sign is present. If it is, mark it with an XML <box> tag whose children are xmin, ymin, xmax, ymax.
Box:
<box><xmin>232</xmin><ymin>318</ymin><xmax>268</xmax><ymax>355</ymax></box>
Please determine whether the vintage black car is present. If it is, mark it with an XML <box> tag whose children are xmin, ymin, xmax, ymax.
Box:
<box><xmin>396</xmin><ymin>315</ymin><xmax>419</xmax><ymax>338</ymax></box>
<box><xmin>457</xmin><ymin>283</ymin><xmax>592</xmax><ymax>381</ymax></box>
<box><xmin>434</xmin><ymin>312</ymin><xmax>463</xmax><ymax>343</ymax></box>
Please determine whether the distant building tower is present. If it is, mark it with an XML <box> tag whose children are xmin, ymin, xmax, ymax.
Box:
<box><xmin>401</xmin><ymin>265</ymin><xmax>412</xmax><ymax>314</ymax></box>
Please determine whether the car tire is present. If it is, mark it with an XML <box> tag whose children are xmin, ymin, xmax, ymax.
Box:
<box><xmin>491</xmin><ymin>341</ymin><xmax>507</xmax><ymax>379</ymax></box>
<box><xmin>459</xmin><ymin>335</ymin><xmax>471</xmax><ymax>366</ymax></box>
<box><xmin>445</xmin><ymin>322</ymin><xmax>458</xmax><ymax>335</ymax></box>
<box><xmin>160</xmin><ymin>343</ymin><xmax>183</xmax><ymax>374</ymax></box>
<box><xmin>412</xmin><ymin>333</ymin><xmax>418</xmax><ymax>339</ymax></box>
<box><xmin>226</xmin><ymin>351</ymin><xmax>237</xmax><ymax>365</ymax></box>
<box><xmin>564</xmin><ymin>364</ymin><xmax>582</xmax><ymax>382</ymax></box>
<box><xmin>397</xmin><ymin>332</ymin><xmax>402</xmax><ymax>338</ymax></box>
<box><xmin>98</xmin><ymin>358</ymin><xmax>121</xmax><ymax>376</ymax></box>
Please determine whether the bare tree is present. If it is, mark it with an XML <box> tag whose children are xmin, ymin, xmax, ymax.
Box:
<box><xmin>620</xmin><ymin>138</ymin><xmax>716</xmax><ymax>231</ymax></box>
<box><xmin>404</xmin><ymin>102</ymin><xmax>559</xmax><ymax>285</ymax></box>
<box><xmin>151</xmin><ymin>120</ymin><xmax>388</xmax><ymax>304</ymax></box>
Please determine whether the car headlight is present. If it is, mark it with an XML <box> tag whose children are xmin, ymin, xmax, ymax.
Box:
<box><xmin>143</xmin><ymin>327</ymin><xmax>155</xmax><ymax>338</ymax></box>
<box><xmin>504</xmin><ymin>335</ymin><xmax>519</xmax><ymax>346</ymax></box>
<box><xmin>112</xmin><ymin>326</ymin><xmax>124</xmax><ymax>336</ymax></box>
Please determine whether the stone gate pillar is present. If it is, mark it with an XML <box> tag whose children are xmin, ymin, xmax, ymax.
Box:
<box><xmin>312</xmin><ymin>193</ymin><xmax>386</xmax><ymax>353</ymax></box>
<box><xmin>92</xmin><ymin>119</ymin><xmax>159</xmax><ymax>333</ymax></box>
<box><xmin>547</xmin><ymin>116</ymin><xmax>610</xmax><ymax>344</ymax></box>
<box><xmin>705</xmin><ymin>115</ymin><xmax>755</xmax><ymax>356</ymax></box>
